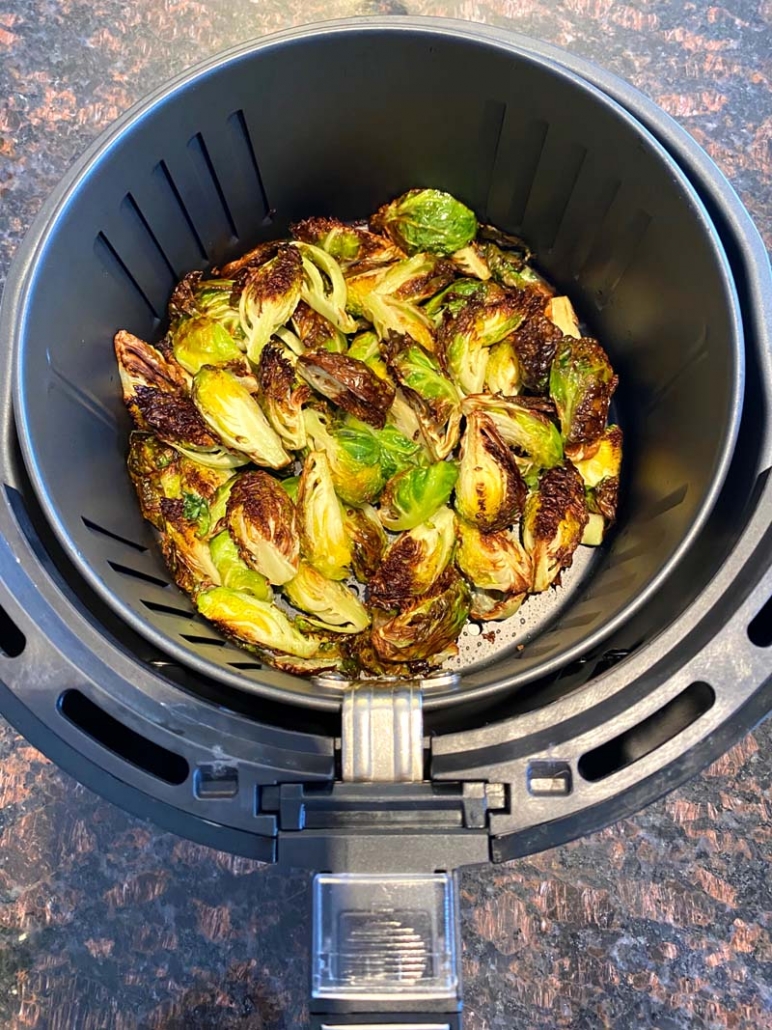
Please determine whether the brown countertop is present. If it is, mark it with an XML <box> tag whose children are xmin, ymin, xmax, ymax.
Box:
<box><xmin>1</xmin><ymin>1</ymin><xmax>771</xmax><ymax>1027</ymax></box>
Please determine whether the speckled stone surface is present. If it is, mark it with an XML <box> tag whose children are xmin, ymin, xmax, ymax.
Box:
<box><xmin>1</xmin><ymin>1</ymin><xmax>771</xmax><ymax>1027</ymax></box>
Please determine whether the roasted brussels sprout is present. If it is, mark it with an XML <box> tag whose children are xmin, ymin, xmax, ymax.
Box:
<box><xmin>192</xmin><ymin>366</ymin><xmax>291</xmax><ymax>469</ymax></box>
<box><xmin>127</xmin><ymin>432</ymin><xmax>178</xmax><ymax>530</ymax></box>
<box><xmin>462</xmin><ymin>394</ymin><xmax>564</xmax><ymax>471</ymax></box>
<box><xmin>238</xmin><ymin>244</ymin><xmax>303</xmax><ymax>362</ymax></box>
<box><xmin>574</xmin><ymin>425</ymin><xmax>623</xmax><ymax>527</ymax></box>
<box><xmin>297</xmin><ymin>450</ymin><xmax>352</xmax><ymax>580</ymax></box>
<box><xmin>484</xmin><ymin>244</ymin><xmax>553</xmax><ymax>297</ymax></box>
<box><xmin>226</xmin><ymin>471</ymin><xmax>300</xmax><ymax>585</ymax></box>
<box><xmin>209</xmin><ymin>530</ymin><xmax>272</xmax><ymax>600</ymax></box>
<box><xmin>297</xmin><ymin>350</ymin><xmax>395</xmax><ymax>429</ymax></box>
<box><xmin>161</xmin><ymin>521</ymin><xmax>222</xmax><ymax>597</ymax></box>
<box><xmin>387</xmin><ymin>341</ymin><xmax>462</xmax><ymax>460</ymax></box>
<box><xmin>368</xmin><ymin>506</ymin><xmax>456</xmax><ymax>608</ymax></box>
<box><xmin>115</xmin><ymin>330</ymin><xmax>190</xmax><ymax>412</ymax></box>
<box><xmin>347</xmin><ymin>330</ymin><xmax>391</xmax><ymax>381</ymax></box>
<box><xmin>510</xmin><ymin>314</ymin><xmax>564</xmax><ymax>394</ymax></box>
<box><xmin>550</xmin><ymin>336</ymin><xmax>618</xmax><ymax>447</ymax></box>
<box><xmin>455</xmin><ymin>411</ymin><xmax>526</xmax><ymax>533</ymax></box>
<box><xmin>169</xmin><ymin>273</ymin><xmax>244</xmax><ymax>341</ymax></box>
<box><xmin>485</xmin><ymin>338</ymin><xmax>521</xmax><ymax>396</ymax></box>
<box><xmin>371</xmin><ymin>189</ymin><xmax>477</xmax><ymax>256</ymax></box>
<box><xmin>284</xmin><ymin>561</ymin><xmax>370</xmax><ymax>634</ymax></box>
<box><xmin>291</xmin><ymin>300</ymin><xmax>348</xmax><ymax>354</ymax></box>
<box><xmin>546</xmin><ymin>296</ymin><xmax>581</xmax><ymax>339</ymax></box>
<box><xmin>450</xmin><ymin>243</ymin><xmax>491</xmax><ymax>280</ymax></box>
<box><xmin>347</xmin><ymin>254</ymin><xmax>450</xmax><ymax>354</ymax></box>
<box><xmin>455</xmin><ymin>522</ymin><xmax>532</xmax><ymax>621</ymax></box>
<box><xmin>303</xmin><ymin>409</ymin><xmax>385</xmax><ymax>505</ymax></box>
<box><xmin>214</xmin><ymin>241</ymin><xmax>280</xmax><ymax>279</ymax></box>
<box><xmin>343</xmin><ymin>504</ymin><xmax>387</xmax><ymax>582</ymax></box>
<box><xmin>170</xmin><ymin>317</ymin><xmax>246</xmax><ymax>376</ymax></box>
<box><xmin>256</xmin><ymin>342</ymin><xmax>310</xmax><ymax>450</ymax></box>
<box><xmin>197</xmin><ymin>587</ymin><xmax>319</xmax><ymax>658</ymax></box>
<box><xmin>291</xmin><ymin>215</ymin><xmax>403</xmax><ymax>270</ymax></box>
<box><xmin>371</xmin><ymin>568</ymin><xmax>471</xmax><ymax>663</ymax></box>
<box><xmin>295</xmin><ymin>242</ymin><xmax>359</xmax><ymax>334</ymax></box>
<box><xmin>523</xmin><ymin>463</ymin><xmax>589</xmax><ymax>592</ymax></box>
<box><xmin>424</xmin><ymin>278</ymin><xmax>506</xmax><ymax>321</ymax></box>
<box><xmin>440</xmin><ymin>295</ymin><xmax>527</xmax><ymax>396</ymax></box>
<box><xmin>379</xmin><ymin>461</ymin><xmax>458</xmax><ymax>532</ymax></box>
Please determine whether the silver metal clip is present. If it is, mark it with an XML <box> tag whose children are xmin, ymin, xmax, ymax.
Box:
<box><xmin>341</xmin><ymin>682</ymin><xmax>424</xmax><ymax>783</ymax></box>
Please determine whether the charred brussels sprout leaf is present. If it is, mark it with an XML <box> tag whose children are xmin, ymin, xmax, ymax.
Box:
<box><xmin>291</xmin><ymin>300</ymin><xmax>348</xmax><ymax>354</ymax></box>
<box><xmin>127</xmin><ymin>432</ymin><xmax>178</xmax><ymax>530</ymax></box>
<box><xmin>440</xmin><ymin>295</ymin><xmax>527</xmax><ymax>396</ymax></box>
<box><xmin>368</xmin><ymin>506</ymin><xmax>456</xmax><ymax>608</ymax></box>
<box><xmin>371</xmin><ymin>189</ymin><xmax>477</xmax><ymax>256</ymax></box>
<box><xmin>238</xmin><ymin>244</ymin><xmax>303</xmax><ymax>362</ymax></box>
<box><xmin>371</xmin><ymin>568</ymin><xmax>471</xmax><ymax>663</ymax></box>
<box><xmin>379</xmin><ymin>461</ymin><xmax>458</xmax><ymax>532</ymax></box>
<box><xmin>256</xmin><ymin>342</ymin><xmax>310</xmax><ymax>450</ymax></box>
<box><xmin>210</xmin><ymin>530</ymin><xmax>272</xmax><ymax>600</ymax></box>
<box><xmin>343</xmin><ymin>504</ymin><xmax>387</xmax><ymax>583</ymax></box>
<box><xmin>197</xmin><ymin>587</ymin><xmax>319</xmax><ymax>658</ymax></box>
<box><xmin>294</xmin><ymin>242</ymin><xmax>359</xmax><ymax>334</ymax></box>
<box><xmin>169</xmin><ymin>273</ymin><xmax>244</xmax><ymax>341</ymax></box>
<box><xmin>462</xmin><ymin>394</ymin><xmax>564</xmax><ymax>471</ymax></box>
<box><xmin>161</xmin><ymin>521</ymin><xmax>221</xmax><ymax>597</ymax></box>
<box><xmin>297</xmin><ymin>450</ymin><xmax>352</xmax><ymax>580</ymax></box>
<box><xmin>455</xmin><ymin>411</ymin><xmax>526</xmax><ymax>533</ymax></box>
<box><xmin>523</xmin><ymin>463</ymin><xmax>589</xmax><ymax>592</ymax></box>
<box><xmin>226</xmin><ymin>471</ymin><xmax>300</xmax><ymax>586</ymax></box>
<box><xmin>550</xmin><ymin>337</ymin><xmax>618</xmax><ymax>448</ymax></box>
<box><xmin>511</xmin><ymin>314</ymin><xmax>564</xmax><ymax>394</ymax></box>
<box><xmin>284</xmin><ymin>561</ymin><xmax>370</xmax><ymax>634</ymax></box>
<box><xmin>291</xmin><ymin>216</ymin><xmax>403</xmax><ymax>270</ymax></box>
<box><xmin>456</xmin><ymin>522</ymin><xmax>532</xmax><ymax>621</ymax></box>
<box><xmin>297</xmin><ymin>350</ymin><xmax>395</xmax><ymax>429</ymax></box>
<box><xmin>387</xmin><ymin>340</ymin><xmax>462</xmax><ymax>461</ymax></box>
<box><xmin>192</xmin><ymin>366</ymin><xmax>291</xmax><ymax>469</ymax></box>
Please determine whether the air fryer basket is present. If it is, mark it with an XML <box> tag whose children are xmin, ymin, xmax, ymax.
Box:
<box><xmin>2</xmin><ymin>19</ymin><xmax>772</xmax><ymax>1029</ymax></box>
<box><xmin>14</xmin><ymin>26</ymin><xmax>742</xmax><ymax>711</ymax></box>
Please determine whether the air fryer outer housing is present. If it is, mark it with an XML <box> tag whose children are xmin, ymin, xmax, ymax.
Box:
<box><xmin>1</xmin><ymin>19</ymin><xmax>772</xmax><ymax>1026</ymax></box>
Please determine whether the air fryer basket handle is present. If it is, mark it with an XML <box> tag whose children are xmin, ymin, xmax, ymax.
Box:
<box><xmin>309</xmin><ymin>870</ymin><xmax>463</xmax><ymax>1029</ymax></box>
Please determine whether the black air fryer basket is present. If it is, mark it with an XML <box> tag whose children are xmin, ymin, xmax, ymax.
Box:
<box><xmin>2</xmin><ymin>20</ymin><xmax>772</xmax><ymax>1028</ymax></box>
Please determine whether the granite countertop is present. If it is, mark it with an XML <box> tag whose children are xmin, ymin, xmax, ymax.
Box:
<box><xmin>1</xmin><ymin>1</ymin><xmax>771</xmax><ymax>1027</ymax></box>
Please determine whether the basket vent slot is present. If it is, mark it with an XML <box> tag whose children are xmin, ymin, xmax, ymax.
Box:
<box><xmin>187</xmin><ymin>132</ymin><xmax>238</xmax><ymax>239</ymax></box>
<box><xmin>180</xmin><ymin>633</ymin><xmax>226</xmax><ymax>647</ymax></box>
<box><xmin>82</xmin><ymin>517</ymin><xmax>146</xmax><ymax>553</ymax></box>
<box><xmin>141</xmin><ymin>599</ymin><xmax>196</xmax><ymax>619</ymax></box>
<box><xmin>748</xmin><ymin>594</ymin><xmax>772</xmax><ymax>648</ymax></box>
<box><xmin>123</xmin><ymin>191</ymin><xmax>177</xmax><ymax>282</ymax></box>
<box><xmin>107</xmin><ymin>560</ymin><xmax>169</xmax><ymax>588</ymax></box>
<box><xmin>228</xmin><ymin>109</ymin><xmax>271</xmax><ymax>223</ymax></box>
<box><xmin>155</xmin><ymin>159</ymin><xmax>207</xmax><ymax>261</ymax></box>
<box><xmin>578</xmin><ymin>681</ymin><xmax>714</xmax><ymax>783</ymax></box>
<box><xmin>59</xmin><ymin>689</ymin><xmax>189</xmax><ymax>785</ymax></box>
<box><xmin>94</xmin><ymin>232</ymin><xmax>159</xmax><ymax>319</ymax></box>
<box><xmin>0</xmin><ymin>604</ymin><xmax>26</xmax><ymax>658</ymax></box>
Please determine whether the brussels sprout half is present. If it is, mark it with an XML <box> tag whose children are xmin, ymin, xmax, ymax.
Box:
<box><xmin>226</xmin><ymin>471</ymin><xmax>300</xmax><ymax>586</ymax></box>
<box><xmin>368</xmin><ymin>506</ymin><xmax>456</xmax><ymax>608</ymax></box>
<box><xmin>523</xmin><ymin>463</ymin><xmax>589</xmax><ymax>592</ymax></box>
<box><xmin>379</xmin><ymin>461</ymin><xmax>458</xmax><ymax>532</ymax></box>
<box><xmin>455</xmin><ymin>411</ymin><xmax>526</xmax><ymax>534</ymax></box>
<box><xmin>284</xmin><ymin>561</ymin><xmax>370</xmax><ymax>634</ymax></box>
<box><xmin>371</xmin><ymin>189</ymin><xmax>478</xmax><ymax>256</ymax></box>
